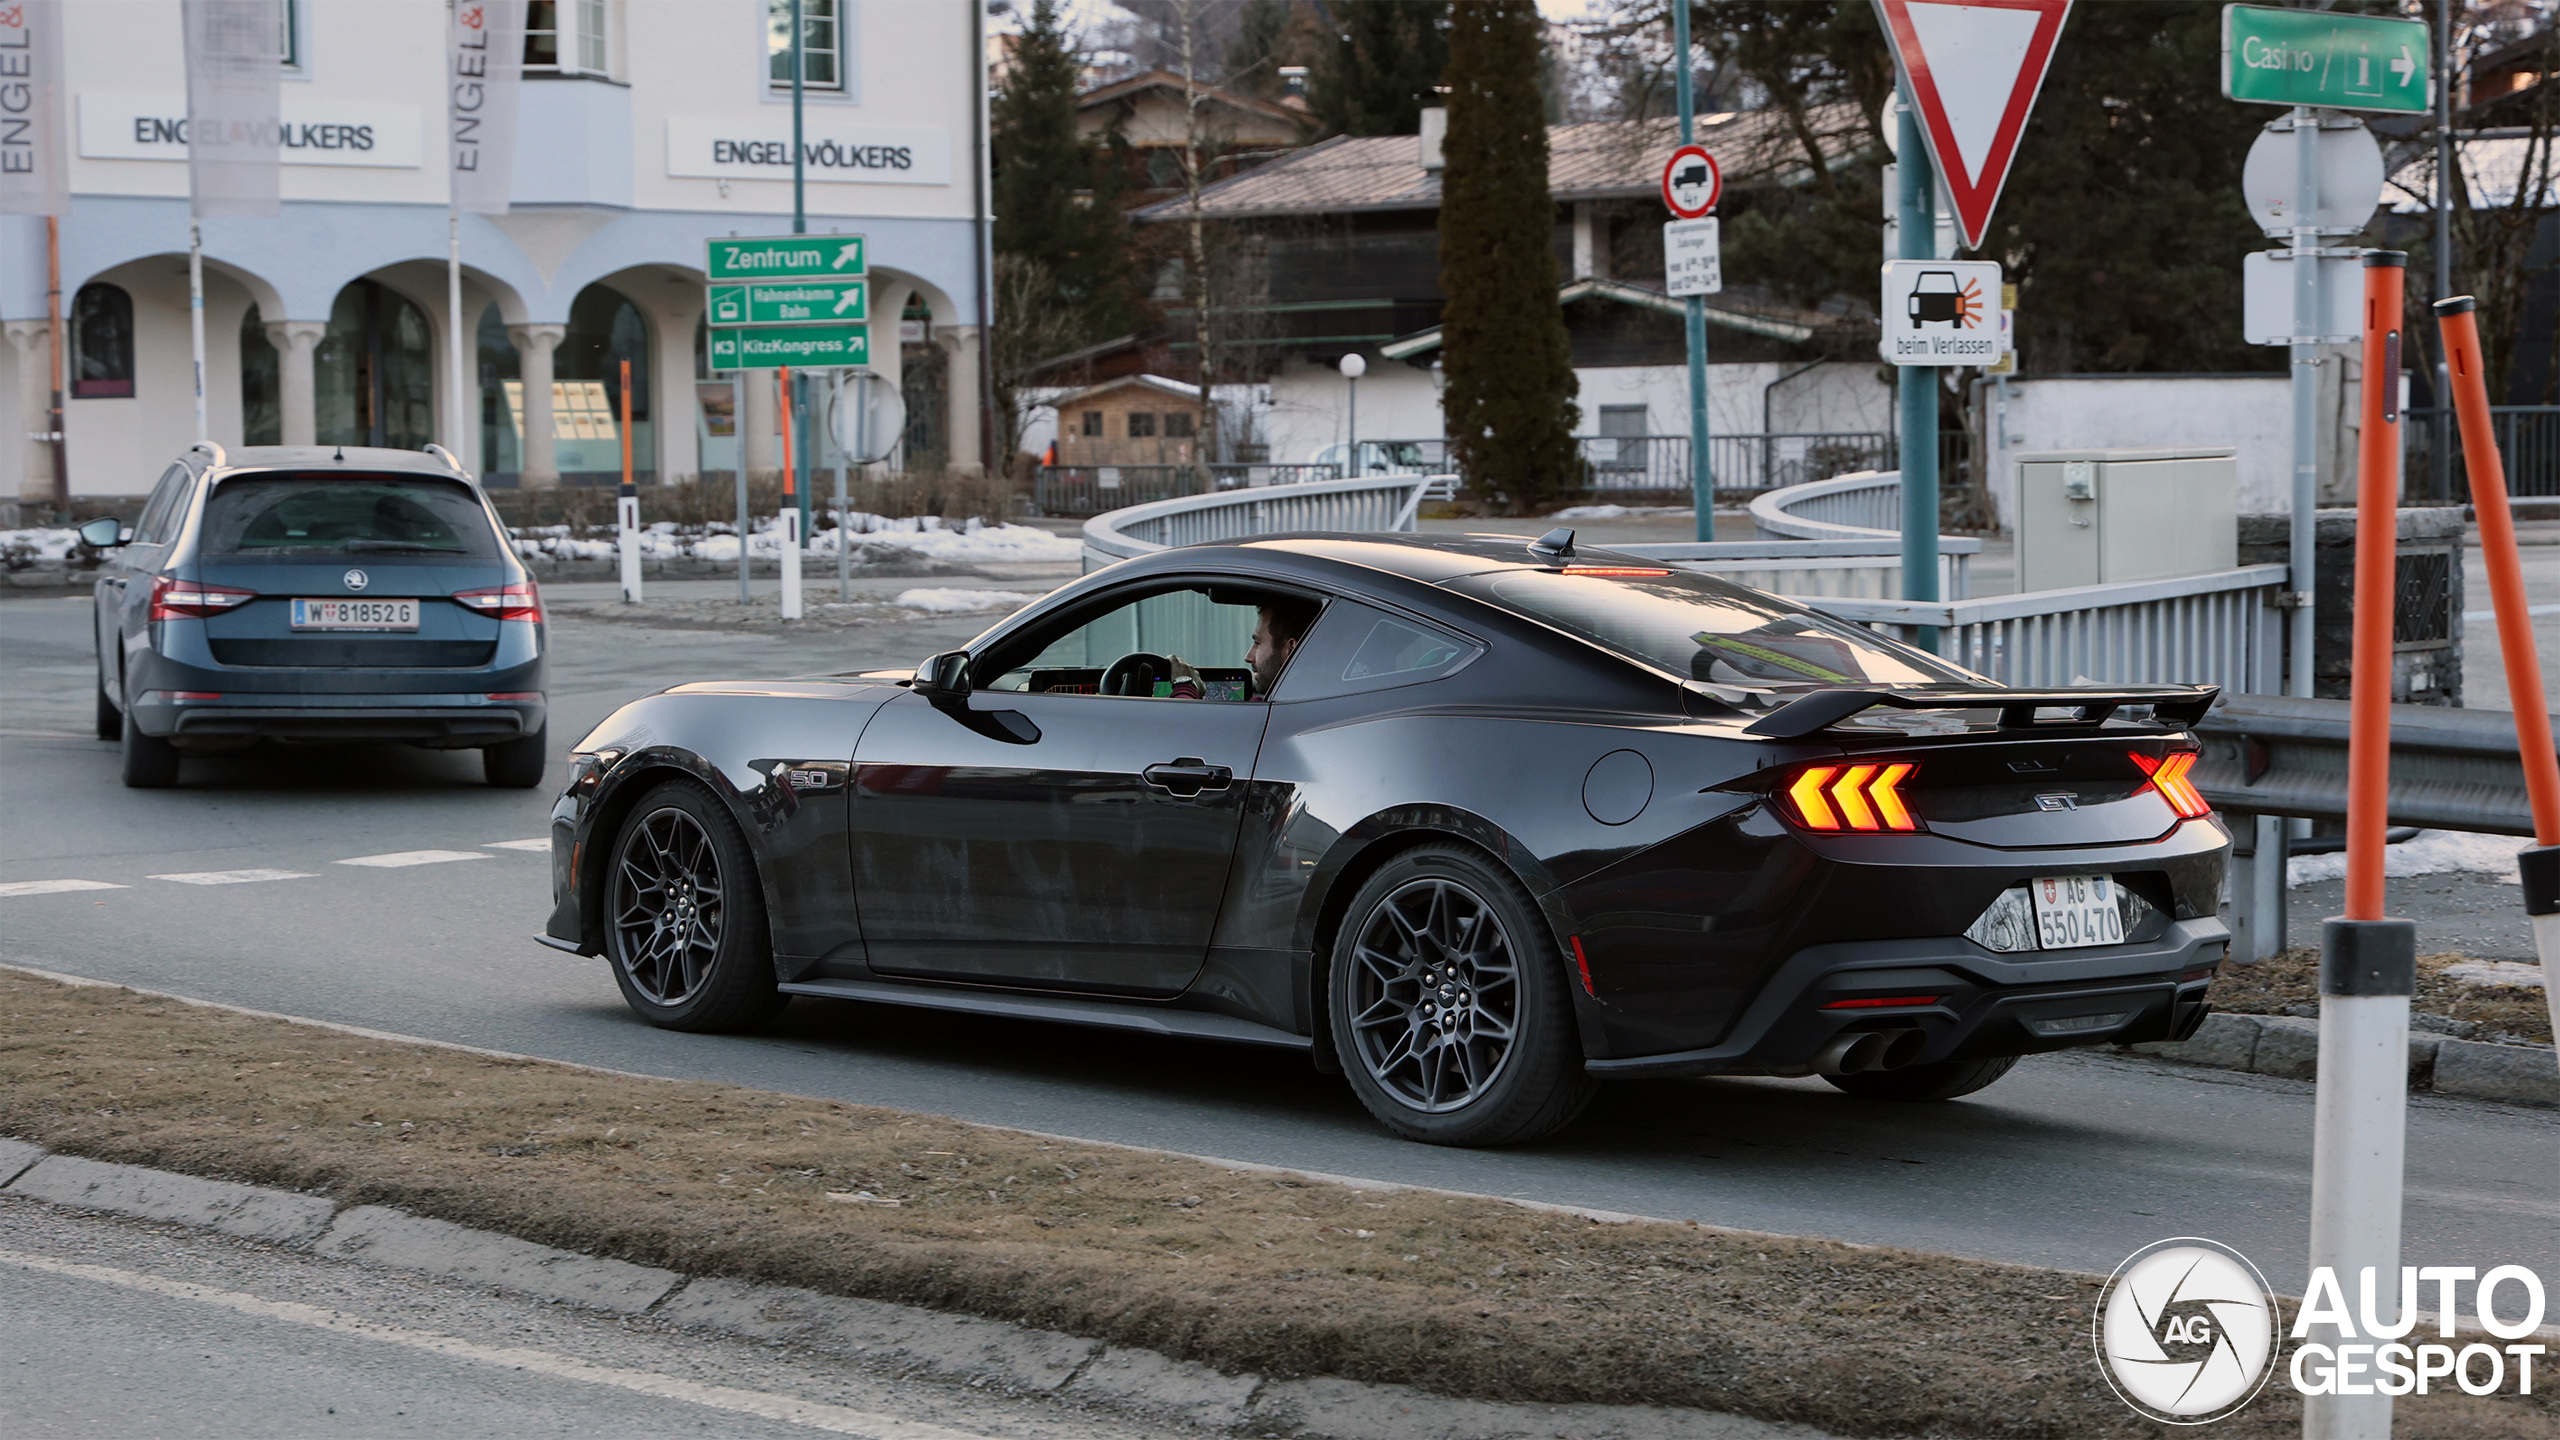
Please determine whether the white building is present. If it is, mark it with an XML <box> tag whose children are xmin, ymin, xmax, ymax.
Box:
<box><xmin>3</xmin><ymin>0</ymin><xmax>988</xmax><ymax>508</ymax></box>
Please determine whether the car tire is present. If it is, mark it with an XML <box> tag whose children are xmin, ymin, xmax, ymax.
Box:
<box><xmin>603</xmin><ymin>779</ymin><xmax>787</xmax><ymax>1034</ymax></box>
<box><xmin>484</xmin><ymin>725</ymin><xmax>547</xmax><ymax>789</ymax></box>
<box><xmin>95</xmin><ymin>682</ymin><xmax>120</xmax><ymax>742</ymax></box>
<box><xmin>1823</xmin><ymin>1053</ymin><xmax>2018</xmax><ymax>1102</ymax></box>
<box><xmin>1328</xmin><ymin>843</ymin><xmax>1597</xmax><ymax>1147</ymax></box>
<box><xmin>120</xmin><ymin>702</ymin><xmax>180</xmax><ymax>789</ymax></box>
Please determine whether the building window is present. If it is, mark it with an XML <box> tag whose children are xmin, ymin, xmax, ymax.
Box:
<box><xmin>1080</xmin><ymin>411</ymin><xmax>1103</xmax><ymax>437</ymax></box>
<box><xmin>768</xmin><ymin>0</ymin><xmax>844</xmax><ymax>93</ymax></box>
<box><xmin>1127</xmin><ymin>412</ymin><xmax>1157</xmax><ymax>439</ymax></box>
<box><xmin>1163</xmin><ymin>411</ymin><xmax>1195</xmax><ymax>439</ymax></box>
<box><xmin>280</xmin><ymin>0</ymin><xmax>302</xmax><ymax>69</ymax></box>
<box><xmin>70</xmin><ymin>283</ymin><xmax>134</xmax><ymax>399</ymax></box>
<box><xmin>525</xmin><ymin>0</ymin><xmax>607</xmax><ymax>75</ymax></box>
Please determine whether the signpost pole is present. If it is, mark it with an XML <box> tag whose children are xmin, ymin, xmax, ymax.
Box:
<box><xmin>617</xmin><ymin>357</ymin><xmax>641</xmax><ymax>604</ymax></box>
<box><xmin>1673</xmin><ymin>0</ymin><xmax>1712</xmax><ymax>542</ymax></box>
<box><xmin>2289</xmin><ymin>105</ymin><xmax>2320</xmax><ymax>702</ymax></box>
<box><xmin>1896</xmin><ymin>86</ymin><xmax>1939</xmax><ymax>647</ymax></box>
<box><xmin>778</xmin><ymin>364</ymin><xmax>802</xmax><ymax>621</ymax></box>
<box><xmin>789</xmin><ymin>0</ymin><xmax>805</xmax><ymax>237</ymax></box>
<box><xmin>835</xmin><ymin>372</ymin><xmax>851</xmax><ymax>601</ymax></box>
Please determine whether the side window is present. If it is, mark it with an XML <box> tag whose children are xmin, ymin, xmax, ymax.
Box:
<box><xmin>131</xmin><ymin>466</ymin><xmax>191</xmax><ymax>545</ymax></box>
<box><xmin>1271</xmin><ymin>600</ymin><xmax>1481</xmax><ymax>703</ymax></box>
<box><xmin>978</xmin><ymin>584</ymin><xmax>1278</xmax><ymax>701</ymax></box>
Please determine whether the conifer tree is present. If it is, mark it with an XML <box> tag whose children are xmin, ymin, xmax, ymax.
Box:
<box><xmin>991</xmin><ymin>0</ymin><xmax>1132</xmax><ymax>342</ymax></box>
<box><xmin>1309</xmin><ymin>0</ymin><xmax>1451</xmax><ymax>136</ymax></box>
<box><xmin>1439</xmin><ymin>0</ymin><xmax>1579</xmax><ymax>513</ymax></box>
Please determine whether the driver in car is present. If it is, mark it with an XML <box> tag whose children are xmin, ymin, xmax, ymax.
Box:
<box><xmin>1161</xmin><ymin>597</ymin><xmax>1319</xmax><ymax>700</ymax></box>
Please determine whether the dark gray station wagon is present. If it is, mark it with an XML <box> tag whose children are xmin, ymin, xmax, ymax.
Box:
<box><xmin>83</xmin><ymin>443</ymin><xmax>548</xmax><ymax>789</ymax></box>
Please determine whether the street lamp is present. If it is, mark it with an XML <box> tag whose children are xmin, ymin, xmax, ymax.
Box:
<box><xmin>1338</xmin><ymin>352</ymin><xmax>1366</xmax><ymax>475</ymax></box>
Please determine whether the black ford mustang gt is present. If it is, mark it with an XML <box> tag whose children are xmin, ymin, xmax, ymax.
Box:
<box><xmin>542</xmin><ymin>531</ymin><xmax>2230</xmax><ymax>1147</ymax></box>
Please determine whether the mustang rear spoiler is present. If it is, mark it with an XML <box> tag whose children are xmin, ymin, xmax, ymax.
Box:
<box><xmin>1742</xmin><ymin>685</ymin><xmax>2220</xmax><ymax>739</ymax></box>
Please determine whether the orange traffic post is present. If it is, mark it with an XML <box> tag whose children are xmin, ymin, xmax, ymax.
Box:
<box><xmin>776</xmin><ymin>366</ymin><xmax>803</xmax><ymax>620</ymax></box>
<box><xmin>2435</xmin><ymin>294</ymin><xmax>2560</xmax><ymax>1053</ymax></box>
<box><xmin>2302</xmin><ymin>251</ymin><xmax>2419</xmax><ymax>1440</ymax></box>
<box><xmin>615</xmin><ymin>358</ymin><xmax>641</xmax><ymax>605</ymax></box>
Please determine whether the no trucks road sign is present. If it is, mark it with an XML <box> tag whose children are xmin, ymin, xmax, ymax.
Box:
<box><xmin>1662</xmin><ymin>146</ymin><xmax>1720</xmax><ymax>219</ymax></box>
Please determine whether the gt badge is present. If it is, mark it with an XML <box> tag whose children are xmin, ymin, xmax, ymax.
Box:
<box><xmin>343</xmin><ymin>569</ymin><xmax>370</xmax><ymax>592</ymax></box>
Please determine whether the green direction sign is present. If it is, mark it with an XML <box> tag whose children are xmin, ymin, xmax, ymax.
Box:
<box><xmin>2222</xmin><ymin>5</ymin><xmax>2431</xmax><ymax>113</ymax></box>
<box><xmin>704</xmin><ymin>234</ymin><xmax>867</xmax><ymax>282</ymax></box>
<box><xmin>708</xmin><ymin>278</ymin><xmax>868</xmax><ymax>326</ymax></box>
<box><xmin>705</xmin><ymin>323</ymin><xmax>870</xmax><ymax>371</ymax></box>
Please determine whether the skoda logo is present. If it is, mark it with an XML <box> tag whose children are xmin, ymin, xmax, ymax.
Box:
<box><xmin>343</xmin><ymin>569</ymin><xmax>369</xmax><ymax>592</ymax></box>
<box><xmin>2095</xmin><ymin>1237</ymin><xmax>2280</xmax><ymax>1423</ymax></box>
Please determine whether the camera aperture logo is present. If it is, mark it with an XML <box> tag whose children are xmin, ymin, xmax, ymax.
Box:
<box><xmin>2095</xmin><ymin>1238</ymin><xmax>2281</xmax><ymax>1424</ymax></box>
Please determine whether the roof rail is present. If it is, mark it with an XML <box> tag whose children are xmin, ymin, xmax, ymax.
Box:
<box><xmin>187</xmin><ymin>441</ymin><xmax>228</xmax><ymax>471</ymax></box>
<box><xmin>423</xmin><ymin>443</ymin><xmax>466</xmax><ymax>473</ymax></box>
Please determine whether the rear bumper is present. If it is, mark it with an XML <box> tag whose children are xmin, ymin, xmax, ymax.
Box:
<box><xmin>1583</xmin><ymin>916</ymin><xmax>2228</xmax><ymax>1079</ymax></box>
<box><xmin>138</xmin><ymin>691</ymin><xmax>545</xmax><ymax>746</ymax></box>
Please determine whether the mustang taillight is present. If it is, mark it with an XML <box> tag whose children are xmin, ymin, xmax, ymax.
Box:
<box><xmin>148</xmin><ymin>575</ymin><xmax>256</xmax><ymax>620</ymax></box>
<box><xmin>456</xmin><ymin>581</ymin><xmax>542</xmax><ymax>622</ymax></box>
<box><xmin>1785</xmin><ymin>761</ymin><xmax>1919</xmax><ymax>832</ymax></box>
<box><xmin>2131</xmin><ymin>750</ymin><xmax>2211</xmax><ymax>819</ymax></box>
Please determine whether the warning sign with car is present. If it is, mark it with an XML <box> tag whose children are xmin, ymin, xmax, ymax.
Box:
<box><xmin>1881</xmin><ymin>258</ymin><xmax>2004</xmax><ymax>366</ymax></box>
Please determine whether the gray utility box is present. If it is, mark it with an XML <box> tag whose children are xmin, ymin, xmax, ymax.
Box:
<box><xmin>2015</xmin><ymin>448</ymin><xmax>2238</xmax><ymax>594</ymax></box>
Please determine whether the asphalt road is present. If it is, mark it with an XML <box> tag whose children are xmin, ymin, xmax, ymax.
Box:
<box><xmin>1</xmin><ymin>585</ymin><xmax>2552</xmax><ymax>1300</ymax></box>
<box><xmin>0</xmin><ymin>1194</ymin><xmax>1191</xmax><ymax>1440</ymax></box>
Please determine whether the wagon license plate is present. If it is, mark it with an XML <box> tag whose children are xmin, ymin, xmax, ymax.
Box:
<box><xmin>290</xmin><ymin>598</ymin><xmax>419</xmax><ymax>631</ymax></box>
<box><xmin>2029</xmin><ymin>874</ymin><xmax>2123</xmax><ymax>950</ymax></box>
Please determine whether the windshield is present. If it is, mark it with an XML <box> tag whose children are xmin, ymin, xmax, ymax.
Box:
<box><xmin>1447</xmin><ymin>566</ymin><xmax>1979</xmax><ymax>689</ymax></box>
<box><xmin>203</xmin><ymin>474</ymin><xmax>500</xmax><ymax>558</ymax></box>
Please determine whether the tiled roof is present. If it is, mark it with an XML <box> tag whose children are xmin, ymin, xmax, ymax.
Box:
<box><xmin>1132</xmin><ymin>105</ymin><xmax>1868</xmax><ymax>222</ymax></box>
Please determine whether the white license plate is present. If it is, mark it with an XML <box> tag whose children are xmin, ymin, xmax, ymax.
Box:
<box><xmin>290</xmin><ymin>598</ymin><xmax>419</xmax><ymax>631</ymax></box>
<box><xmin>2029</xmin><ymin>874</ymin><xmax>2124</xmax><ymax>950</ymax></box>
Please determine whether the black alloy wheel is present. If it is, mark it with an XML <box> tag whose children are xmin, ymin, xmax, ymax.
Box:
<box><xmin>1329</xmin><ymin>844</ymin><xmax>1596</xmax><ymax>1146</ymax></box>
<box><xmin>604</xmin><ymin>780</ymin><xmax>786</xmax><ymax>1032</ymax></box>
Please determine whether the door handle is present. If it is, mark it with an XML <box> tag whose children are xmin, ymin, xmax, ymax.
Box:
<box><xmin>1142</xmin><ymin>758</ymin><xmax>1232</xmax><ymax>796</ymax></box>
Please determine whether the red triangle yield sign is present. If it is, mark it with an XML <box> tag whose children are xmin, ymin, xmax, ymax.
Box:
<box><xmin>1874</xmin><ymin>0</ymin><xmax>2072</xmax><ymax>251</ymax></box>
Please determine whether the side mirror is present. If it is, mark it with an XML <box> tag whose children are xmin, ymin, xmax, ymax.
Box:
<box><xmin>78</xmin><ymin>517</ymin><xmax>129</xmax><ymax>549</ymax></box>
<box><xmin>915</xmin><ymin>650</ymin><xmax>972</xmax><ymax>697</ymax></box>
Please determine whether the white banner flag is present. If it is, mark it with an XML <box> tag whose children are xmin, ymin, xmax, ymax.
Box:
<box><xmin>182</xmin><ymin>0</ymin><xmax>283</xmax><ymax>217</ymax></box>
<box><xmin>450</xmin><ymin>0</ymin><xmax>524</xmax><ymax>214</ymax></box>
<box><xmin>0</xmin><ymin>0</ymin><xmax>71</xmax><ymax>216</ymax></box>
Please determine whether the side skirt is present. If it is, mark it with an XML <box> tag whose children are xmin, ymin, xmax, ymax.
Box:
<box><xmin>775</xmin><ymin>977</ymin><xmax>1315</xmax><ymax>1051</ymax></box>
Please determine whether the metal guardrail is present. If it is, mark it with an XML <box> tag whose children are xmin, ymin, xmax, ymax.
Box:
<box><xmin>1036</xmin><ymin>463</ymin><xmax>1343</xmax><ymax>517</ymax></box>
<box><xmin>1806</xmin><ymin>565</ymin><xmax>2292</xmax><ymax>698</ymax></box>
<box><xmin>1614</xmin><ymin>538</ymin><xmax>1978</xmax><ymax>601</ymax></box>
<box><xmin>2195</xmin><ymin>696</ymin><xmax>2550</xmax><ymax>836</ymax></box>
<box><xmin>1569</xmin><ymin>433</ymin><xmax>1898</xmax><ymax>493</ymax></box>
<box><xmin>2403</xmin><ymin>405</ymin><xmax>2560</xmax><ymax>502</ymax></box>
<box><xmin>1750</xmin><ymin>468</ymin><xmax>1908</xmax><ymax>539</ymax></box>
<box><xmin>1082</xmin><ymin>474</ymin><xmax>1443</xmax><ymax>573</ymax></box>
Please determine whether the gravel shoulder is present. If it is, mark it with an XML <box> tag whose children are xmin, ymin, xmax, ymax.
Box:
<box><xmin>4</xmin><ymin>968</ymin><xmax>2554</xmax><ymax>1440</ymax></box>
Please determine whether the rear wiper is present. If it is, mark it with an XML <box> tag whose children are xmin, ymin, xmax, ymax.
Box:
<box><xmin>343</xmin><ymin>540</ymin><xmax>466</xmax><ymax>553</ymax></box>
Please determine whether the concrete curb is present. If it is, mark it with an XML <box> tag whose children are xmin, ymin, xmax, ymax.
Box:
<box><xmin>0</xmin><ymin>1141</ymin><xmax>1835</xmax><ymax>1440</ymax></box>
<box><xmin>2123</xmin><ymin>1012</ymin><xmax>2560</xmax><ymax>1106</ymax></box>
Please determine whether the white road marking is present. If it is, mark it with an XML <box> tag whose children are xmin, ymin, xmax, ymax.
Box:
<box><xmin>482</xmin><ymin>839</ymin><xmax>552</xmax><ymax>852</ymax></box>
<box><xmin>0</xmin><ymin>730</ymin><xmax>103</xmax><ymax>740</ymax></box>
<box><xmin>0</xmin><ymin>1247</ymin><xmax>1008</xmax><ymax>1440</ymax></box>
<box><xmin>334</xmin><ymin>850</ymin><xmax>494</xmax><ymax>868</ymax></box>
<box><xmin>148</xmin><ymin>869</ymin><xmax>317</xmax><ymax>886</ymax></box>
<box><xmin>0</xmin><ymin>879</ymin><xmax>125</xmax><ymax>898</ymax></box>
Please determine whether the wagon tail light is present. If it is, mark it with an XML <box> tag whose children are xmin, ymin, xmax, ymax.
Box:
<box><xmin>148</xmin><ymin>575</ymin><xmax>256</xmax><ymax>620</ymax></box>
<box><xmin>455</xmin><ymin>581</ymin><xmax>542</xmax><ymax>622</ymax></box>
<box><xmin>2131</xmin><ymin>750</ymin><xmax>2211</xmax><ymax>819</ymax></box>
<box><xmin>1784</xmin><ymin>762</ymin><xmax>1919</xmax><ymax>832</ymax></box>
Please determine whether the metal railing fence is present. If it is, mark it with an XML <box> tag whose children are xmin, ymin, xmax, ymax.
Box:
<box><xmin>1614</xmin><ymin>538</ymin><xmax>1978</xmax><ymax>600</ymax></box>
<box><xmin>1036</xmin><ymin>463</ymin><xmax>1343</xmax><ymax>516</ymax></box>
<box><xmin>1750</xmin><ymin>469</ymin><xmax>1910</xmax><ymax>539</ymax></box>
<box><xmin>2401</xmin><ymin>405</ymin><xmax>2560</xmax><ymax>501</ymax></box>
<box><xmin>1082</xmin><ymin>474</ymin><xmax>1442</xmax><ymax>573</ymax></box>
<box><xmin>1806</xmin><ymin>565</ymin><xmax>2291</xmax><ymax>697</ymax></box>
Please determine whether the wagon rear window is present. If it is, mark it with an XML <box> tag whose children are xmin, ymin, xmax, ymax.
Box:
<box><xmin>1453</xmin><ymin>567</ymin><xmax>1976</xmax><ymax>688</ymax></box>
<box><xmin>203</xmin><ymin>475</ymin><xmax>500</xmax><ymax>557</ymax></box>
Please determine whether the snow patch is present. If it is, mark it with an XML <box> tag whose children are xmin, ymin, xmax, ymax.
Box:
<box><xmin>892</xmin><ymin>588</ymin><xmax>1035</xmax><ymax>614</ymax></box>
<box><xmin>506</xmin><ymin>514</ymin><xmax>1079</xmax><ymax>565</ymax></box>
<box><xmin>2443</xmin><ymin>959</ymin><xmax>2549</xmax><ymax>990</ymax></box>
<box><xmin>2286</xmin><ymin>830</ymin><xmax>2532</xmax><ymax>888</ymax></box>
<box><xmin>0</xmin><ymin>527</ymin><xmax>88</xmax><ymax>561</ymax></box>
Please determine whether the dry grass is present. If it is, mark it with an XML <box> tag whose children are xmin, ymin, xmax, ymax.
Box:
<box><xmin>2210</xmin><ymin>950</ymin><xmax>2553</xmax><ymax>1045</ymax></box>
<box><xmin>2</xmin><ymin>969</ymin><xmax>2549</xmax><ymax>1439</ymax></box>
